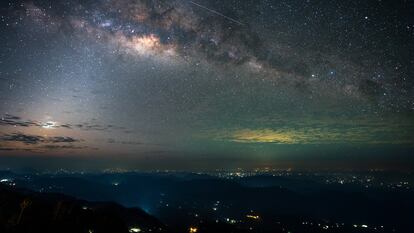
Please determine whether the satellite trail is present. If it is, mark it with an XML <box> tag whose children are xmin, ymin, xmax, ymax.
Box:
<box><xmin>189</xmin><ymin>1</ymin><xmax>245</xmax><ymax>26</ymax></box>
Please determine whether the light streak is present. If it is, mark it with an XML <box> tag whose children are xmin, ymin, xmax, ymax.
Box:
<box><xmin>189</xmin><ymin>1</ymin><xmax>245</xmax><ymax>26</ymax></box>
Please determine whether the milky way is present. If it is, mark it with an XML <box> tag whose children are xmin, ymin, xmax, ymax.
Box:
<box><xmin>0</xmin><ymin>0</ymin><xmax>413</xmax><ymax>170</ymax></box>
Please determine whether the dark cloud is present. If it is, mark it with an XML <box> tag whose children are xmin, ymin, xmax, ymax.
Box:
<box><xmin>0</xmin><ymin>114</ymin><xmax>128</xmax><ymax>133</ymax></box>
<box><xmin>0</xmin><ymin>133</ymin><xmax>81</xmax><ymax>145</ymax></box>
<box><xmin>0</xmin><ymin>114</ymin><xmax>72</xmax><ymax>129</ymax></box>
<box><xmin>47</xmin><ymin>136</ymin><xmax>79</xmax><ymax>143</ymax></box>
<box><xmin>107</xmin><ymin>138</ymin><xmax>116</xmax><ymax>144</ymax></box>
<box><xmin>74</xmin><ymin>123</ymin><xmax>125</xmax><ymax>131</ymax></box>
<box><xmin>59</xmin><ymin>124</ymin><xmax>73</xmax><ymax>129</ymax></box>
<box><xmin>107</xmin><ymin>138</ymin><xmax>148</xmax><ymax>146</ymax></box>
<box><xmin>0</xmin><ymin>133</ymin><xmax>44</xmax><ymax>144</ymax></box>
<box><xmin>0</xmin><ymin>114</ymin><xmax>41</xmax><ymax>128</ymax></box>
<box><xmin>40</xmin><ymin>145</ymin><xmax>87</xmax><ymax>150</ymax></box>
<box><xmin>0</xmin><ymin>144</ymin><xmax>88</xmax><ymax>153</ymax></box>
<box><xmin>0</xmin><ymin>147</ymin><xmax>17</xmax><ymax>151</ymax></box>
<box><xmin>0</xmin><ymin>146</ymin><xmax>36</xmax><ymax>152</ymax></box>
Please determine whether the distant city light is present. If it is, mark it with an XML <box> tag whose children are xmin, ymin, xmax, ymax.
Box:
<box><xmin>129</xmin><ymin>227</ymin><xmax>141</xmax><ymax>233</ymax></box>
<box><xmin>0</xmin><ymin>178</ymin><xmax>15</xmax><ymax>186</ymax></box>
<box><xmin>189</xmin><ymin>227</ymin><xmax>198</xmax><ymax>233</ymax></box>
<box><xmin>226</xmin><ymin>218</ymin><xmax>237</xmax><ymax>224</ymax></box>
<box><xmin>246</xmin><ymin>215</ymin><xmax>260</xmax><ymax>220</ymax></box>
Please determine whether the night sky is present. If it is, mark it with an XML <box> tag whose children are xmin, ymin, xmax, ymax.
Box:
<box><xmin>0</xmin><ymin>0</ymin><xmax>413</xmax><ymax>171</ymax></box>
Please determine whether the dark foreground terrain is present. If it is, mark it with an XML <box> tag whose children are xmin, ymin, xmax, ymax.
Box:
<box><xmin>0</xmin><ymin>184</ymin><xmax>165</xmax><ymax>233</ymax></box>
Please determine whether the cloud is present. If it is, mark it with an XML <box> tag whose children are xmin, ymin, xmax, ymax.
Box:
<box><xmin>74</xmin><ymin>123</ymin><xmax>126</xmax><ymax>131</ymax></box>
<box><xmin>59</xmin><ymin>124</ymin><xmax>73</xmax><ymax>129</ymax></box>
<box><xmin>106</xmin><ymin>138</ymin><xmax>160</xmax><ymax>146</ymax></box>
<box><xmin>0</xmin><ymin>147</ymin><xmax>17</xmax><ymax>151</ymax></box>
<box><xmin>0</xmin><ymin>114</ymin><xmax>72</xmax><ymax>129</ymax></box>
<box><xmin>0</xmin><ymin>114</ymin><xmax>129</xmax><ymax>133</ymax></box>
<box><xmin>0</xmin><ymin>133</ymin><xmax>44</xmax><ymax>145</ymax></box>
<box><xmin>40</xmin><ymin>145</ymin><xmax>87</xmax><ymax>150</ymax></box>
<box><xmin>0</xmin><ymin>114</ymin><xmax>41</xmax><ymax>127</ymax></box>
<box><xmin>0</xmin><ymin>146</ymin><xmax>37</xmax><ymax>152</ymax></box>
<box><xmin>0</xmin><ymin>133</ymin><xmax>81</xmax><ymax>145</ymax></box>
<box><xmin>0</xmin><ymin>132</ymin><xmax>90</xmax><ymax>153</ymax></box>
<box><xmin>47</xmin><ymin>136</ymin><xmax>79</xmax><ymax>143</ymax></box>
<box><xmin>75</xmin><ymin>123</ymin><xmax>107</xmax><ymax>131</ymax></box>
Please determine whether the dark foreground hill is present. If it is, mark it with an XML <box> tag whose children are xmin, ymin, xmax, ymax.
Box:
<box><xmin>0</xmin><ymin>184</ymin><xmax>165</xmax><ymax>233</ymax></box>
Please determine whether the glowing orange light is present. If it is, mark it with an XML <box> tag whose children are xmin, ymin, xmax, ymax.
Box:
<box><xmin>189</xmin><ymin>227</ymin><xmax>198</xmax><ymax>233</ymax></box>
<box><xmin>246</xmin><ymin>215</ymin><xmax>260</xmax><ymax>220</ymax></box>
